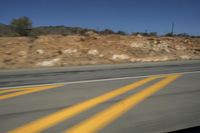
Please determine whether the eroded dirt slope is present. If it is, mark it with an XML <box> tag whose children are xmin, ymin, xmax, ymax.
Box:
<box><xmin>0</xmin><ymin>33</ymin><xmax>200</xmax><ymax>69</ymax></box>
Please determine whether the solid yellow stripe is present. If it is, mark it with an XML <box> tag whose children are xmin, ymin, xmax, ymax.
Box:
<box><xmin>65</xmin><ymin>74</ymin><xmax>181</xmax><ymax>133</ymax></box>
<box><xmin>0</xmin><ymin>88</ymin><xmax>35</xmax><ymax>94</ymax></box>
<box><xmin>8</xmin><ymin>76</ymin><xmax>158</xmax><ymax>133</ymax></box>
<box><xmin>0</xmin><ymin>85</ymin><xmax>63</xmax><ymax>100</ymax></box>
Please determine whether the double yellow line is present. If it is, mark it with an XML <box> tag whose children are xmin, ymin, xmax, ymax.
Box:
<box><xmin>0</xmin><ymin>85</ymin><xmax>63</xmax><ymax>100</ymax></box>
<box><xmin>8</xmin><ymin>74</ymin><xmax>181</xmax><ymax>133</ymax></box>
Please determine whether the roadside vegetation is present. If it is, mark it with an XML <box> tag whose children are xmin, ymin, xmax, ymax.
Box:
<box><xmin>0</xmin><ymin>16</ymin><xmax>199</xmax><ymax>38</ymax></box>
<box><xmin>0</xmin><ymin>16</ymin><xmax>200</xmax><ymax>69</ymax></box>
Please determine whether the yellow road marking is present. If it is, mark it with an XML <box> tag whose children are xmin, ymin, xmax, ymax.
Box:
<box><xmin>8</xmin><ymin>76</ymin><xmax>158</xmax><ymax>133</ymax></box>
<box><xmin>65</xmin><ymin>74</ymin><xmax>181</xmax><ymax>133</ymax></box>
<box><xmin>0</xmin><ymin>88</ymin><xmax>35</xmax><ymax>94</ymax></box>
<box><xmin>0</xmin><ymin>85</ymin><xmax>63</xmax><ymax>100</ymax></box>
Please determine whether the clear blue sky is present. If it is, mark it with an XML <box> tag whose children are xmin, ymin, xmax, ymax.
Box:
<box><xmin>0</xmin><ymin>0</ymin><xmax>200</xmax><ymax>35</ymax></box>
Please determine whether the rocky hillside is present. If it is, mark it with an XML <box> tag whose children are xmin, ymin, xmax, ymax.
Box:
<box><xmin>0</xmin><ymin>33</ymin><xmax>200</xmax><ymax>69</ymax></box>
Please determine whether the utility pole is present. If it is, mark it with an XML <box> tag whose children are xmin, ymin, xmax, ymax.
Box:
<box><xmin>171</xmin><ymin>22</ymin><xmax>174</xmax><ymax>35</ymax></box>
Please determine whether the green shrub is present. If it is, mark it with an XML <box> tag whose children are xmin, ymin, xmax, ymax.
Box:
<box><xmin>10</xmin><ymin>16</ymin><xmax>32</xmax><ymax>36</ymax></box>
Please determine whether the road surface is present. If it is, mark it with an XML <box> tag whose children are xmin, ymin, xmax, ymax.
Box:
<box><xmin>0</xmin><ymin>60</ymin><xmax>200</xmax><ymax>133</ymax></box>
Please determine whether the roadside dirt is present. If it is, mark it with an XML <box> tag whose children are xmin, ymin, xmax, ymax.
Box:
<box><xmin>0</xmin><ymin>33</ymin><xmax>200</xmax><ymax>69</ymax></box>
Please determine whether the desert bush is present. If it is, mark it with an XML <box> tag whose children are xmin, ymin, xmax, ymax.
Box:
<box><xmin>0</xmin><ymin>23</ymin><xmax>19</xmax><ymax>36</ymax></box>
<box><xmin>148</xmin><ymin>32</ymin><xmax>157</xmax><ymax>37</ymax></box>
<box><xmin>100</xmin><ymin>29</ymin><xmax>116</xmax><ymax>35</ymax></box>
<box><xmin>10</xmin><ymin>16</ymin><xmax>32</xmax><ymax>36</ymax></box>
<box><xmin>176</xmin><ymin>33</ymin><xmax>190</xmax><ymax>37</ymax></box>
<box><xmin>164</xmin><ymin>33</ymin><xmax>173</xmax><ymax>37</ymax></box>
<box><xmin>116</xmin><ymin>30</ymin><xmax>127</xmax><ymax>35</ymax></box>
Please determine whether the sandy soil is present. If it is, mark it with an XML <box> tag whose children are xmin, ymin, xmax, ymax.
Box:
<box><xmin>0</xmin><ymin>33</ymin><xmax>200</xmax><ymax>69</ymax></box>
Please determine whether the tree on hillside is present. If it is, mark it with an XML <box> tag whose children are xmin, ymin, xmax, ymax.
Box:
<box><xmin>10</xmin><ymin>16</ymin><xmax>32</xmax><ymax>36</ymax></box>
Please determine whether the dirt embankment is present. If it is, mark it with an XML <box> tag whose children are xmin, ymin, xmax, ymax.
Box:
<box><xmin>0</xmin><ymin>33</ymin><xmax>200</xmax><ymax>69</ymax></box>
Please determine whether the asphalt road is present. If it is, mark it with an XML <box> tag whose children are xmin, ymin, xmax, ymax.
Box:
<box><xmin>0</xmin><ymin>60</ymin><xmax>200</xmax><ymax>133</ymax></box>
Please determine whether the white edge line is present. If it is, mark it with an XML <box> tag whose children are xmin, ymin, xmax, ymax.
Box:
<box><xmin>1</xmin><ymin>70</ymin><xmax>200</xmax><ymax>90</ymax></box>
